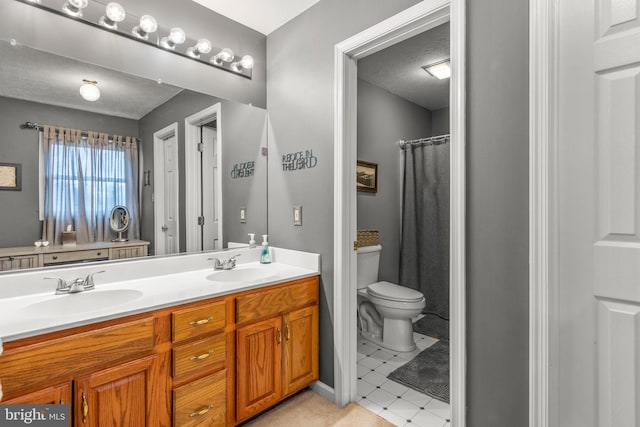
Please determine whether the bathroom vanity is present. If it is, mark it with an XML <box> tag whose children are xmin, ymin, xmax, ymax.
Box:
<box><xmin>0</xmin><ymin>248</ymin><xmax>319</xmax><ymax>426</ymax></box>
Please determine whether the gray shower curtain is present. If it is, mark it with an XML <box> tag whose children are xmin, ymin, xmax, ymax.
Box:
<box><xmin>399</xmin><ymin>139</ymin><xmax>450</xmax><ymax>319</ymax></box>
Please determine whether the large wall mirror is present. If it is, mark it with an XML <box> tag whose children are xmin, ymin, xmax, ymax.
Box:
<box><xmin>0</xmin><ymin>39</ymin><xmax>268</xmax><ymax>272</ymax></box>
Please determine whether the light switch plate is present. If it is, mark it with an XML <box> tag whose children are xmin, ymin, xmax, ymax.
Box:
<box><xmin>240</xmin><ymin>207</ymin><xmax>246</xmax><ymax>223</ymax></box>
<box><xmin>293</xmin><ymin>205</ymin><xmax>302</xmax><ymax>226</ymax></box>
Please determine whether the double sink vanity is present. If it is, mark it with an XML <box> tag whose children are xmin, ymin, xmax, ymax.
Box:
<box><xmin>0</xmin><ymin>247</ymin><xmax>320</xmax><ymax>426</ymax></box>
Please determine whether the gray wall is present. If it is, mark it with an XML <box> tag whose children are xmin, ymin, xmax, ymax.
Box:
<box><xmin>0</xmin><ymin>0</ymin><xmax>266</xmax><ymax>108</ymax></box>
<box><xmin>0</xmin><ymin>96</ymin><xmax>138</xmax><ymax>247</ymax></box>
<box><xmin>267</xmin><ymin>0</ymin><xmax>423</xmax><ymax>389</ymax></box>
<box><xmin>268</xmin><ymin>0</ymin><xmax>529</xmax><ymax>424</ymax></box>
<box><xmin>466</xmin><ymin>0</ymin><xmax>529</xmax><ymax>425</ymax></box>
<box><xmin>138</xmin><ymin>90</ymin><xmax>267</xmax><ymax>254</ymax></box>
<box><xmin>432</xmin><ymin>107</ymin><xmax>450</xmax><ymax>135</ymax></box>
<box><xmin>356</xmin><ymin>78</ymin><xmax>432</xmax><ymax>283</ymax></box>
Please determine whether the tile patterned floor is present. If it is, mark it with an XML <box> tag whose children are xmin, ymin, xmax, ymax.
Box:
<box><xmin>356</xmin><ymin>333</ymin><xmax>451</xmax><ymax>427</ymax></box>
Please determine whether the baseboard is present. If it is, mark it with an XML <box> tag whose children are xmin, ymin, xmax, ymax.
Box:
<box><xmin>310</xmin><ymin>381</ymin><xmax>335</xmax><ymax>403</ymax></box>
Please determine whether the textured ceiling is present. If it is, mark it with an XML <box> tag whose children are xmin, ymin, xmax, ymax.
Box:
<box><xmin>0</xmin><ymin>42</ymin><xmax>183</xmax><ymax>120</ymax></box>
<box><xmin>192</xmin><ymin>0</ymin><xmax>322</xmax><ymax>35</ymax></box>
<box><xmin>358</xmin><ymin>22</ymin><xmax>450</xmax><ymax>111</ymax></box>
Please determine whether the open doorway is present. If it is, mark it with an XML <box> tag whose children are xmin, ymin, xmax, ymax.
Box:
<box><xmin>333</xmin><ymin>1</ymin><xmax>465</xmax><ymax>425</ymax></box>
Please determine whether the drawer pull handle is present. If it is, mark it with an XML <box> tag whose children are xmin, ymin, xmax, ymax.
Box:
<box><xmin>190</xmin><ymin>350</ymin><xmax>213</xmax><ymax>361</ymax></box>
<box><xmin>189</xmin><ymin>317</ymin><xmax>213</xmax><ymax>326</ymax></box>
<box><xmin>277</xmin><ymin>327</ymin><xmax>282</xmax><ymax>344</ymax></box>
<box><xmin>81</xmin><ymin>391</ymin><xmax>88</xmax><ymax>423</ymax></box>
<box><xmin>190</xmin><ymin>405</ymin><xmax>212</xmax><ymax>417</ymax></box>
<box><xmin>52</xmin><ymin>255</ymin><xmax>58</xmax><ymax>260</ymax></box>
<box><xmin>285</xmin><ymin>323</ymin><xmax>290</xmax><ymax>342</ymax></box>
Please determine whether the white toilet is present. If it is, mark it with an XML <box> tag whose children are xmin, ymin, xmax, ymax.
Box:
<box><xmin>357</xmin><ymin>244</ymin><xmax>426</xmax><ymax>352</ymax></box>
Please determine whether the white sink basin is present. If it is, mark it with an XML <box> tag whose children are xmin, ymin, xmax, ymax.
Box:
<box><xmin>19</xmin><ymin>289</ymin><xmax>144</xmax><ymax>317</ymax></box>
<box><xmin>206</xmin><ymin>267</ymin><xmax>277</xmax><ymax>284</ymax></box>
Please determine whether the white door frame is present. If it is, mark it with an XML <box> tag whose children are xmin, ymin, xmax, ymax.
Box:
<box><xmin>529</xmin><ymin>0</ymin><xmax>558</xmax><ymax>426</ymax></box>
<box><xmin>333</xmin><ymin>2</ymin><xmax>466</xmax><ymax>426</ymax></box>
<box><xmin>184</xmin><ymin>103</ymin><xmax>222</xmax><ymax>253</ymax></box>
<box><xmin>153</xmin><ymin>122</ymin><xmax>179</xmax><ymax>256</ymax></box>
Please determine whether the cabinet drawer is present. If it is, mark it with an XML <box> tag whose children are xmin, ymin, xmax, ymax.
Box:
<box><xmin>43</xmin><ymin>249</ymin><xmax>107</xmax><ymax>265</ymax></box>
<box><xmin>0</xmin><ymin>255</ymin><xmax>39</xmax><ymax>271</ymax></box>
<box><xmin>0</xmin><ymin>318</ymin><xmax>154</xmax><ymax>397</ymax></box>
<box><xmin>173</xmin><ymin>334</ymin><xmax>226</xmax><ymax>381</ymax></box>
<box><xmin>236</xmin><ymin>277</ymin><xmax>318</xmax><ymax>324</ymax></box>
<box><xmin>172</xmin><ymin>300</ymin><xmax>226</xmax><ymax>342</ymax></box>
<box><xmin>173</xmin><ymin>369</ymin><xmax>226</xmax><ymax>427</ymax></box>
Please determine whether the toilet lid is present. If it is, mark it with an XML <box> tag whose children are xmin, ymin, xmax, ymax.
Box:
<box><xmin>367</xmin><ymin>281</ymin><xmax>424</xmax><ymax>303</ymax></box>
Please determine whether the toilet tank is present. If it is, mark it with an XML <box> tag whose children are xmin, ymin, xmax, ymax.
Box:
<box><xmin>356</xmin><ymin>244</ymin><xmax>382</xmax><ymax>289</ymax></box>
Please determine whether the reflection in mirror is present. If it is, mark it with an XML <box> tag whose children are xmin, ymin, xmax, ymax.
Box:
<box><xmin>110</xmin><ymin>205</ymin><xmax>130</xmax><ymax>242</ymax></box>
<box><xmin>0</xmin><ymin>40</ymin><xmax>268</xmax><ymax>272</ymax></box>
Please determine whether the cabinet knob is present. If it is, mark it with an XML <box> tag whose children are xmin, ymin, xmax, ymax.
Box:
<box><xmin>81</xmin><ymin>391</ymin><xmax>89</xmax><ymax>423</ymax></box>
<box><xmin>52</xmin><ymin>255</ymin><xmax>58</xmax><ymax>260</ymax></box>
<box><xmin>285</xmin><ymin>323</ymin><xmax>290</xmax><ymax>342</ymax></box>
<box><xmin>277</xmin><ymin>327</ymin><xmax>282</xmax><ymax>344</ymax></box>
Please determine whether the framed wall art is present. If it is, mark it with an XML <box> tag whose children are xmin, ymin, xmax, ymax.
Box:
<box><xmin>356</xmin><ymin>160</ymin><xmax>377</xmax><ymax>194</ymax></box>
<box><xmin>0</xmin><ymin>163</ymin><xmax>21</xmax><ymax>191</ymax></box>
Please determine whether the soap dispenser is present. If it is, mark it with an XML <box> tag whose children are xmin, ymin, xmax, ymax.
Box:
<box><xmin>248</xmin><ymin>233</ymin><xmax>256</xmax><ymax>248</ymax></box>
<box><xmin>260</xmin><ymin>234</ymin><xmax>271</xmax><ymax>264</ymax></box>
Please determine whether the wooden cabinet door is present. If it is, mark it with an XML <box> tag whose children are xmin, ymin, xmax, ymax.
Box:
<box><xmin>2</xmin><ymin>382</ymin><xmax>71</xmax><ymax>405</ymax></box>
<box><xmin>283</xmin><ymin>305</ymin><xmax>319</xmax><ymax>396</ymax></box>
<box><xmin>236</xmin><ymin>317</ymin><xmax>282</xmax><ymax>422</ymax></box>
<box><xmin>75</xmin><ymin>356</ymin><xmax>156</xmax><ymax>427</ymax></box>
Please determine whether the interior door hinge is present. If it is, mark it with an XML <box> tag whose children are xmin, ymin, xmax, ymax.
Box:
<box><xmin>354</xmin><ymin>240</ymin><xmax>359</xmax><ymax>251</ymax></box>
<box><xmin>197</xmin><ymin>142</ymin><xmax>205</xmax><ymax>152</ymax></box>
<box><xmin>198</xmin><ymin>216</ymin><xmax>205</xmax><ymax>226</ymax></box>
<box><xmin>261</xmin><ymin>147</ymin><xmax>268</xmax><ymax>157</ymax></box>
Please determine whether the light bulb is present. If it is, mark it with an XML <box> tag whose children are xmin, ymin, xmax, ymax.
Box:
<box><xmin>160</xmin><ymin>28</ymin><xmax>186</xmax><ymax>50</ymax></box>
<box><xmin>132</xmin><ymin>15</ymin><xmax>157</xmax><ymax>40</ymax></box>
<box><xmin>79</xmin><ymin>80</ymin><xmax>100</xmax><ymax>102</ymax></box>
<box><xmin>99</xmin><ymin>2</ymin><xmax>126</xmax><ymax>30</ymax></box>
<box><xmin>231</xmin><ymin>55</ymin><xmax>254</xmax><ymax>72</ymax></box>
<box><xmin>62</xmin><ymin>0</ymin><xmax>88</xmax><ymax>17</ymax></box>
<box><xmin>187</xmin><ymin>38</ymin><xmax>212</xmax><ymax>58</ymax></box>
<box><xmin>211</xmin><ymin>48</ymin><xmax>234</xmax><ymax>65</ymax></box>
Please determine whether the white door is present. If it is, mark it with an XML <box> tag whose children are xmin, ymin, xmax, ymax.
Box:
<box><xmin>558</xmin><ymin>0</ymin><xmax>640</xmax><ymax>425</ymax></box>
<box><xmin>161</xmin><ymin>134</ymin><xmax>179</xmax><ymax>254</ymax></box>
<box><xmin>201</xmin><ymin>125</ymin><xmax>220</xmax><ymax>250</ymax></box>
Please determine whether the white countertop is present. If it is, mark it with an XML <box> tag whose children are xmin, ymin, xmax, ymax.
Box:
<box><xmin>0</xmin><ymin>247</ymin><xmax>320</xmax><ymax>343</ymax></box>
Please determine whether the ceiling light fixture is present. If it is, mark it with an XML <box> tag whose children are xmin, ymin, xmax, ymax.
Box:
<box><xmin>211</xmin><ymin>48</ymin><xmax>235</xmax><ymax>65</ymax></box>
<box><xmin>62</xmin><ymin>0</ymin><xmax>88</xmax><ymax>18</ymax></box>
<box><xmin>160</xmin><ymin>27</ymin><xmax>186</xmax><ymax>50</ymax></box>
<box><xmin>186</xmin><ymin>38</ymin><xmax>212</xmax><ymax>59</ymax></box>
<box><xmin>422</xmin><ymin>59</ymin><xmax>451</xmax><ymax>80</ymax></box>
<box><xmin>98</xmin><ymin>2</ymin><xmax>126</xmax><ymax>30</ymax></box>
<box><xmin>131</xmin><ymin>15</ymin><xmax>158</xmax><ymax>40</ymax></box>
<box><xmin>79</xmin><ymin>79</ymin><xmax>100</xmax><ymax>102</ymax></box>
<box><xmin>231</xmin><ymin>55</ymin><xmax>255</xmax><ymax>72</ymax></box>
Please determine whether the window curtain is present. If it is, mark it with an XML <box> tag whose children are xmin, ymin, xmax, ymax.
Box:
<box><xmin>41</xmin><ymin>126</ymin><xmax>140</xmax><ymax>245</ymax></box>
<box><xmin>399</xmin><ymin>139</ymin><xmax>450</xmax><ymax>319</ymax></box>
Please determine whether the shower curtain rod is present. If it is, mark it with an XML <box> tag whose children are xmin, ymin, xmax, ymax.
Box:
<box><xmin>398</xmin><ymin>133</ymin><xmax>450</xmax><ymax>148</ymax></box>
<box><xmin>20</xmin><ymin>121</ymin><xmax>141</xmax><ymax>143</ymax></box>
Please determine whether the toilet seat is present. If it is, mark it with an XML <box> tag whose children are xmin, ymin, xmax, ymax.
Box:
<box><xmin>367</xmin><ymin>281</ymin><xmax>424</xmax><ymax>303</ymax></box>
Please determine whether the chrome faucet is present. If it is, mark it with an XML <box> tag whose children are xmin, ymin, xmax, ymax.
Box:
<box><xmin>208</xmin><ymin>254</ymin><xmax>241</xmax><ymax>270</ymax></box>
<box><xmin>45</xmin><ymin>271</ymin><xmax>105</xmax><ymax>294</ymax></box>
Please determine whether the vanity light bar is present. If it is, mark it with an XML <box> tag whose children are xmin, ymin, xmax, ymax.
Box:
<box><xmin>14</xmin><ymin>0</ymin><xmax>254</xmax><ymax>79</ymax></box>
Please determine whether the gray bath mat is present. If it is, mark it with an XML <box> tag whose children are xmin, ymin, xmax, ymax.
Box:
<box><xmin>413</xmin><ymin>313</ymin><xmax>449</xmax><ymax>340</ymax></box>
<box><xmin>387</xmin><ymin>340</ymin><xmax>449</xmax><ymax>403</ymax></box>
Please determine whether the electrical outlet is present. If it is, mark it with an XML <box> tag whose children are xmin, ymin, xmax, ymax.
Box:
<box><xmin>240</xmin><ymin>207</ymin><xmax>246</xmax><ymax>223</ymax></box>
<box><xmin>293</xmin><ymin>205</ymin><xmax>302</xmax><ymax>226</ymax></box>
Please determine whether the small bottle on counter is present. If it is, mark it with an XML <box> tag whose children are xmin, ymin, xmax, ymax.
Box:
<box><xmin>260</xmin><ymin>234</ymin><xmax>271</xmax><ymax>264</ymax></box>
<box><xmin>248</xmin><ymin>233</ymin><xmax>256</xmax><ymax>248</ymax></box>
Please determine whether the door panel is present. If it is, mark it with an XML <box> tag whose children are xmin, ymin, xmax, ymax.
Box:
<box><xmin>163</xmin><ymin>135</ymin><xmax>179</xmax><ymax>254</ymax></box>
<box><xmin>283</xmin><ymin>306</ymin><xmax>318</xmax><ymax>396</ymax></box>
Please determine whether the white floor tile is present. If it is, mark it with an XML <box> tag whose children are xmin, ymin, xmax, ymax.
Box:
<box><xmin>358</xmin><ymin>342</ymin><xmax>381</xmax><ymax>356</ymax></box>
<box><xmin>370</xmin><ymin>348</ymin><xmax>396</xmax><ymax>361</ymax></box>
<box><xmin>360</xmin><ymin>355</ymin><xmax>384</xmax><ymax>370</ymax></box>
<box><xmin>373</xmin><ymin>361</ymin><xmax>398</xmax><ymax>376</ymax></box>
<box><xmin>388</xmin><ymin>398</ymin><xmax>420</xmax><ymax>420</ymax></box>
<box><xmin>367</xmin><ymin>388</ymin><xmax>398</xmax><ymax>408</ymax></box>
<box><xmin>410</xmin><ymin>409</ymin><xmax>448</xmax><ymax>427</ymax></box>
<box><xmin>379</xmin><ymin>409</ymin><xmax>407</xmax><ymax>427</ymax></box>
<box><xmin>358</xmin><ymin>397</ymin><xmax>384</xmax><ymax>415</ymax></box>
<box><xmin>381</xmin><ymin>380</ymin><xmax>410</xmax><ymax>397</ymax></box>
<box><xmin>402</xmin><ymin>389</ymin><xmax>432</xmax><ymax>407</ymax></box>
<box><xmin>361</xmin><ymin>370</ymin><xmax>388</xmax><ymax>387</ymax></box>
<box><xmin>357</xmin><ymin>363</ymin><xmax>372</xmax><ymax>378</ymax></box>
<box><xmin>395</xmin><ymin>349</ymin><xmax>422</xmax><ymax>361</ymax></box>
<box><xmin>425</xmin><ymin>399</ymin><xmax>450</xmax><ymax>420</ymax></box>
<box><xmin>357</xmin><ymin>379</ymin><xmax>377</xmax><ymax>397</ymax></box>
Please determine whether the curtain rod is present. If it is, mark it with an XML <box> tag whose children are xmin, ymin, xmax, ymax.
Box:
<box><xmin>20</xmin><ymin>122</ymin><xmax>141</xmax><ymax>143</ymax></box>
<box><xmin>398</xmin><ymin>133</ymin><xmax>450</xmax><ymax>148</ymax></box>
